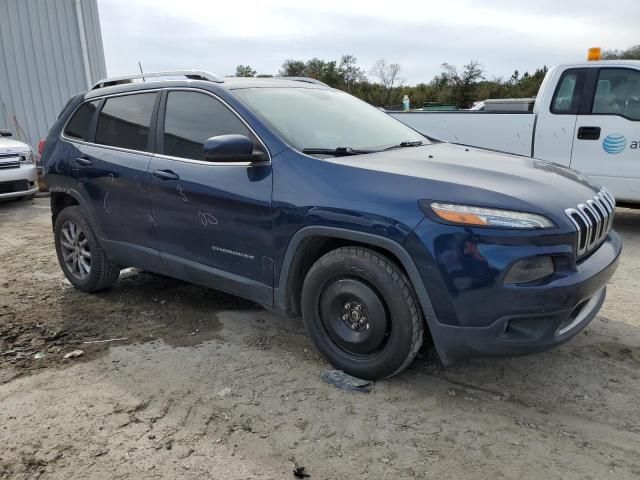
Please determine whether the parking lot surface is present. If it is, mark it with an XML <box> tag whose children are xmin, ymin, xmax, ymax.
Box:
<box><xmin>1</xmin><ymin>197</ymin><xmax>639</xmax><ymax>479</ymax></box>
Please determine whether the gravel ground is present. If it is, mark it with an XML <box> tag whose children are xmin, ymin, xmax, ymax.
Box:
<box><xmin>1</xmin><ymin>196</ymin><xmax>639</xmax><ymax>479</ymax></box>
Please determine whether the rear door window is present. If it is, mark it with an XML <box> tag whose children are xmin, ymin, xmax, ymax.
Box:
<box><xmin>592</xmin><ymin>68</ymin><xmax>640</xmax><ymax>120</ymax></box>
<box><xmin>64</xmin><ymin>100</ymin><xmax>99</xmax><ymax>141</ymax></box>
<box><xmin>162</xmin><ymin>91</ymin><xmax>251</xmax><ymax>161</ymax></box>
<box><xmin>95</xmin><ymin>93</ymin><xmax>157</xmax><ymax>151</ymax></box>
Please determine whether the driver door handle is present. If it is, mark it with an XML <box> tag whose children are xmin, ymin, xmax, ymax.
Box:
<box><xmin>577</xmin><ymin>126</ymin><xmax>601</xmax><ymax>140</ymax></box>
<box><xmin>152</xmin><ymin>169</ymin><xmax>180</xmax><ymax>181</ymax></box>
<box><xmin>74</xmin><ymin>157</ymin><xmax>93</xmax><ymax>166</ymax></box>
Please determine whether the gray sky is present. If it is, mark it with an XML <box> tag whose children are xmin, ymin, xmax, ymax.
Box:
<box><xmin>98</xmin><ymin>0</ymin><xmax>639</xmax><ymax>84</ymax></box>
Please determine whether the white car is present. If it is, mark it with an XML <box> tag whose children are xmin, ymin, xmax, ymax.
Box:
<box><xmin>0</xmin><ymin>129</ymin><xmax>38</xmax><ymax>200</ymax></box>
<box><xmin>390</xmin><ymin>58</ymin><xmax>640</xmax><ymax>204</ymax></box>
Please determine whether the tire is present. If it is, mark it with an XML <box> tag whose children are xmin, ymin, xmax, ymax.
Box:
<box><xmin>301</xmin><ymin>247</ymin><xmax>424</xmax><ymax>380</ymax></box>
<box><xmin>54</xmin><ymin>205</ymin><xmax>120</xmax><ymax>292</ymax></box>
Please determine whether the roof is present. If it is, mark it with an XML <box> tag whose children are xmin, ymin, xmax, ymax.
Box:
<box><xmin>556</xmin><ymin>59</ymin><xmax>640</xmax><ymax>69</ymax></box>
<box><xmin>85</xmin><ymin>71</ymin><xmax>330</xmax><ymax>98</ymax></box>
<box><xmin>222</xmin><ymin>77</ymin><xmax>329</xmax><ymax>89</ymax></box>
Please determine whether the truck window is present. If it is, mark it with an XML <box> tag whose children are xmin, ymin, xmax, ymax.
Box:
<box><xmin>551</xmin><ymin>70</ymin><xmax>584</xmax><ymax>114</ymax></box>
<box><xmin>64</xmin><ymin>100</ymin><xmax>99</xmax><ymax>141</ymax></box>
<box><xmin>95</xmin><ymin>93</ymin><xmax>157</xmax><ymax>152</ymax></box>
<box><xmin>162</xmin><ymin>91</ymin><xmax>251</xmax><ymax>161</ymax></box>
<box><xmin>592</xmin><ymin>68</ymin><xmax>640</xmax><ymax>121</ymax></box>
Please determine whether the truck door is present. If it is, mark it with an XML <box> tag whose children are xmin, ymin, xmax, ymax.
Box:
<box><xmin>533</xmin><ymin>68</ymin><xmax>586</xmax><ymax>166</ymax></box>
<box><xmin>570</xmin><ymin>67</ymin><xmax>640</xmax><ymax>202</ymax></box>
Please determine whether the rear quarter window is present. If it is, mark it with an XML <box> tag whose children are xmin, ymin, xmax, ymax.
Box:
<box><xmin>64</xmin><ymin>100</ymin><xmax>99</xmax><ymax>141</ymax></box>
<box><xmin>95</xmin><ymin>93</ymin><xmax>158</xmax><ymax>152</ymax></box>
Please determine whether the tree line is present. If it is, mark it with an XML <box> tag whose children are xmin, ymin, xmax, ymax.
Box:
<box><xmin>234</xmin><ymin>44</ymin><xmax>639</xmax><ymax>109</ymax></box>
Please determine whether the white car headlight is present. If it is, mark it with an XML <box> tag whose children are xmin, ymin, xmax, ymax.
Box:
<box><xmin>427</xmin><ymin>202</ymin><xmax>555</xmax><ymax>229</ymax></box>
<box><xmin>20</xmin><ymin>151</ymin><xmax>36</xmax><ymax>164</ymax></box>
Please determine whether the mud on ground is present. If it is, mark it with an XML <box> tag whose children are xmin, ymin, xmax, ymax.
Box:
<box><xmin>1</xmin><ymin>197</ymin><xmax>639</xmax><ymax>479</ymax></box>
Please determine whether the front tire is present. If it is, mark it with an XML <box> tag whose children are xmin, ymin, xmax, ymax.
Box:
<box><xmin>54</xmin><ymin>206</ymin><xmax>120</xmax><ymax>291</ymax></box>
<box><xmin>301</xmin><ymin>247</ymin><xmax>424</xmax><ymax>380</ymax></box>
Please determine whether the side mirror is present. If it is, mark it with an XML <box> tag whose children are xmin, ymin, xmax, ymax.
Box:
<box><xmin>0</xmin><ymin>129</ymin><xmax>12</xmax><ymax>137</ymax></box>
<box><xmin>203</xmin><ymin>134</ymin><xmax>266</xmax><ymax>163</ymax></box>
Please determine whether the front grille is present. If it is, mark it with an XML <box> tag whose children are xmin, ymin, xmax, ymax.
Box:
<box><xmin>0</xmin><ymin>180</ymin><xmax>29</xmax><ymax>194</ymax></box>
<box><xmin>0</xmin><ymin>155</ymin><xmax>21</xmax><ymax>169</ymax></box>
<box><xmin>565</xmin><ymin>187</ymin><xmax>615</xmax><ymax>257</ymax></box>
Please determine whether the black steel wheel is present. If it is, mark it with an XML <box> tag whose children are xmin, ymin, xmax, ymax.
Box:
<box><xmin>301</xmin><ymin>247</ymin><xmax>424</xmax><ymax>379</ymax></box>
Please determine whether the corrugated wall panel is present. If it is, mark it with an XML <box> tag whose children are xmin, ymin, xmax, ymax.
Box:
<box><xmin>81</xmin><ymin>0</ymin><xmax>107</xmax><ymax>82</ymax></box>
<box><xmin>0</xmin><ymin>0</ymin><xmax>106</xmax><ymax>149</ymax></box>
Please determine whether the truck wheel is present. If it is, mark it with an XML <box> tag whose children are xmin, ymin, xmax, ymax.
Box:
<box><xmin>54</xmin><ymin>205</ymin><xmax>120</xmax><ymax>292</ymax></box>
<box><xmin>301</xmin><ymin>247</ymin><xmax>424</xmax><ymax>380</ymax></box>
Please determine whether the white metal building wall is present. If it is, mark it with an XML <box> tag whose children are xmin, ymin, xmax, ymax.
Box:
<box><xmin>0</xmin><ymin>0</ymin><xmax>106</xmax><ymax>148</ymax></box>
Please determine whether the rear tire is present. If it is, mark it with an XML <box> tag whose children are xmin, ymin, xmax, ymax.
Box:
<box><xmin>54</xmin><ymin>205</ymin><xmax>120</xmax><ymax>292</ymax></box>
<box><xmin>301</xmin><ymin>247</ymin><xmax>424</xmax><ymax>380</ymax></box>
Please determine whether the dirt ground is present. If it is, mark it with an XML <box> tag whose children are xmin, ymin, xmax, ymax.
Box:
<box><xmin>1</xmin><ymin>196</ymin><xmax>640</xmax><ymax>479</ymax></box>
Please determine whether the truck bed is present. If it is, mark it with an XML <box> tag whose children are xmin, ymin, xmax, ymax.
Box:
<box><xmin>389</xmin><ymin>112</ymin><xmax>535</xmax><ymax>157</ymax></box>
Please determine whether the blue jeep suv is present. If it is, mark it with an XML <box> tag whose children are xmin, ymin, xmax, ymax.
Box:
<box><xmin>41</xmin><ymin>71</ymin><xmax>621</xmax><ymax>379</ymax></box>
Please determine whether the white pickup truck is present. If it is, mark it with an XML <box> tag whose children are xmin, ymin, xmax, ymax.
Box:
<box><xmin>390</xmin><ymin>59</ymin><xmax>640</xmax><ymax>203</ymax></box>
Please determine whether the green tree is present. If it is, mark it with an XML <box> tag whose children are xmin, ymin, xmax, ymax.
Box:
<box><xmin>602</xmin><ymin>45</ymin><xmax>640</xmax><ymax>60</ymax></box>
<box><xmin>279</xmin><ymin>59</ymin><xmax>306</xmax><ymax>77</ymax></box>
<box><xmin>338</xmin><ymin>54</ymin><xmax>366</xmax><ymax>93</ymax></box>
<box><xmin>235</xmin><ymin>65</ymin><xmax>256</xmax><ymax>77</ymax></box>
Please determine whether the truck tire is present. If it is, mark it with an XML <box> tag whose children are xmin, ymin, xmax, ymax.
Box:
<box><xmin>301</xmin><ymin>247</ymin><xmax>424</xmax><ymax>380</ymax></box>
<box><xmin>54</xmin><ymin>205</ymin><xmax>120</xmax><ymax>292</ymax></box>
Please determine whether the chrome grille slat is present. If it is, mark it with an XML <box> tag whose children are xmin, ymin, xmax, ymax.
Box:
<box><xmin>565</xmin><ymin>187</ymin><xmax>615</xmax><ymax>258</ymax></box>
<box><xmin>585</xmin><ymin>200</ymin><xmax>603</xmax><ymax>240</ymax></box>
<box><xmin>0</xmin><ymin>160</ymin><xmax>21</xmax><ymax>169</ymax></box>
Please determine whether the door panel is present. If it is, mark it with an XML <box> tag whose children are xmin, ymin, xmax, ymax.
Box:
<box><xmin>149</xmin><ymin>89</ymin><xmax>274</xmax><ymax>302</ymax></box>
<box><xmin>72</xmin><ymin>92</ymin><xmax>159</xmax><ymax>267</ymax></box>
<box><xmin>149</xmin><ymin>158</ymin><xmax>273</xmax><ymax>290</ymax></box>
<box><xmin>571</xmin><ymin>115</ymin><xmax>639</xmax><ymax>201</ymax></box>
<box><xmin>570</xmin><ymin>68</ymin><xmax>640</xmax><ymax>202</ymax></box>
<box><xmin>534</xmin><ymin>68</ymin><xmax>585</xmax><ymax>166</ymax></box>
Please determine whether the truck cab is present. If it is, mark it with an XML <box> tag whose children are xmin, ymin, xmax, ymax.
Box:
<box><xmin>390</xmin><ymin>60</ymin><xmax>640</xmax><ymax>204</ymax></box>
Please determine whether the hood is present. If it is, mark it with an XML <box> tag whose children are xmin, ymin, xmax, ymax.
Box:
<box><xmin>333</xmin><ymin>142</ymin><xmax>602</xmax><ymax>219</ymax></box>
<box><xmin>0</xmin><ymin>137</ymin><xmax>32</xmax><ymax>154</ymax></box>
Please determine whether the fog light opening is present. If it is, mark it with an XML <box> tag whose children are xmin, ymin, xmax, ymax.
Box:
<box><xmin>504</xmin><ymin>256</ymin><xmax>555</xmax><ymax>284</ymax></box>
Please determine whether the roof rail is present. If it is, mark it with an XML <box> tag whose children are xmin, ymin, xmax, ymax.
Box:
<box><xmin>91</xmin><ymin>70</ymin><xmax>224</xmax><ymax>90</ymax></box>
<box><xmin>282</xmin><ymin>76</ymin><xmax>329</xmax><ymax>87</ymax></box>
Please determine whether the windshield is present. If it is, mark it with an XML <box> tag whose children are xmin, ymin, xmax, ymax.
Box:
<box><xmin>233</xmin><ymin>87</ymin><xmax>428</xmax><ymax>153</ymax></box>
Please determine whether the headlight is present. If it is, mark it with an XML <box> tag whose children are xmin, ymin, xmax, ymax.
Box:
<box><xmin>20</xmin><ymin>151</ymin><xmax>36</xmax><ymax>164</ymax></box>
<box><xmin>425</xmin><ymin>202</ymin><xmax>555</xmax><ymax>229</ymax></box>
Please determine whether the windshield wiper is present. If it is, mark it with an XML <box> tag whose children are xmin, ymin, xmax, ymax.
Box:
<box><xmin>384</xmin><ymin>141</ymin><xmax>424</xmax><ymax>151</ymax></box>
<box><xmin>302</xmin><ymin>147</ymin><xmax>376</xmax><ymax>157</ymax></box>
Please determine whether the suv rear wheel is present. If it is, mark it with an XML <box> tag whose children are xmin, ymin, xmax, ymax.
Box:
<box><xmin>301</xmin><ymin>247</ymin><xmax>424</xmax><ymax>380</ymax></box>
<box><xmin>54</xmin><ymin>206</ymin><xmax>120</xmax><ymax>291</ymax></box>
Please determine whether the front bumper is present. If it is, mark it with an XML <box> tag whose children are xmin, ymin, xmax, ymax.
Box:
<box><xmin>406</xmin><ymin>221</ymin><xmax>622</xmax><ymax>365</ymax></box>
<box><xmin>0</xmin><ymin>164</ymin><xmax>38</xmax><ymax>199</ymax></box>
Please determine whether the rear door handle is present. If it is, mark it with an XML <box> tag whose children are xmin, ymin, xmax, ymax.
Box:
<box><xmin>152</xmin><ymin>169</ymin><xmax>180</xmax><ymax>181</ymax></box>
<box><xmin>74</xmin><ymin>157</ymin><xmax>93</xmax><ymax>166</ymax></box>
<box><xmin>577</xmin><ymin>126</ymin><xmax>601</xmax><ymax>140</ymax></box>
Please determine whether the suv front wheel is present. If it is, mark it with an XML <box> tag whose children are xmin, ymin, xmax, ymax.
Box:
<box><xmin>301</xmin><ymin>247</ymin><xmax>424</xmax><ymax>380</ymax></box>
<box><xmin>54</xmin><ymin>206</ymin><xmax>120</xmax><ymax>291</ymax></box>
